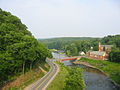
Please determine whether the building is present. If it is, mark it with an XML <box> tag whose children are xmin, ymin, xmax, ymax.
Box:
<box><xmin>98</xmin><ymin>42</ymin><xmax>113</xmax><ymax>53</ymax></box>
<box><xmin>87</xmin><ymin>51</ymin><xmax>107</xmax><ymax>60</ymax></box>
<box><xmin>86</xmin><ymin>43</ymin><xmax>113</xmax><ymax>60</ymax></box>
<box><xmin>79</xmin><ymin>51</ymin><xmax>85</xmax><ymax>56</ymax></box>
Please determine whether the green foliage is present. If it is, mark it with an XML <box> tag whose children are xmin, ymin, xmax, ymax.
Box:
<box><xmin>109</xmin><ymin>48</ymin><xmax>120</xmax><ymax>62</ymax></box>
<box><xmin>47</xmin><ymin>62</ymin><xmax>69</xmax><ymax>90</ymax></box>
<box><xmin>101</xmin><ymin>35</ymin><xmax>120</xmax><ymax>48</ymax></box>
<box><xmin>101</xmin><ymin>35</ymin><xmax>120</xmax><ymax>63</ymax></box>
<box><xmin>40</xmin><ymin>38</ymin><xmax>100</xmax><ymax>56</ymax></box>
<box><xmin>0</xmin><ymin>9</ymin><xmax>51</xmax><ymax>86</ymax></box>
<box><xmin>65</xmin><ymin>43</ymin><xmax>78</xmax><ymax>56</ymax></box>
<box><xmin>64</xmin><ymin>67</ymin><xmax>84</xmax><ymax>90</ymax></box>
<box><xmin>39</xmin><ymin>37</ymin><xmax>99</xmax><ymax>50</ymax></box>
<box><xmin>47</xmin><ymin>62</ymin><xmax>85</xmax><ymax>90</ymax></box>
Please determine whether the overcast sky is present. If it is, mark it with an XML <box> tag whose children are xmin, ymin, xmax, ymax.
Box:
<box><xmin>0</xmin><ymin>0</ymin><xmax>120</xmax><ymax>38</ymax></box>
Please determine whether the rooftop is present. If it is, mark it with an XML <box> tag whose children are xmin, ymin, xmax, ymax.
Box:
<box><xmin>90</xmin><ymin>51</ymin><xmax>106</xmax><ymax>56</ymax></box>
<box><xmin>101</xmin><ymin>45</ymin><xmax>113</xmax><ymax>48</ymax></box>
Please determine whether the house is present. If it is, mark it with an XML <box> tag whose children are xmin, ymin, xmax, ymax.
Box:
<box><xmin>79</xmin><ymin>51</ymin><xmax>85</xmax><ymax>56</ymax></box>
<box><xmin>86</xmin><ymin>43</ymin><xmax>113</xmax><ymax>60</ymax></box>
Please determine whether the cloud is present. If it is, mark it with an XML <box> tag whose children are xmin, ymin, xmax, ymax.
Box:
<box><xmin>0</xmin><ymin>0</ymin><xmax>120</xmax><ymax>38</ymax></box>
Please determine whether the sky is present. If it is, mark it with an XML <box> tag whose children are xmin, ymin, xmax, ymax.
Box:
<box><xmin>0</xmin><ymin>0</ymin><xmax>120</xmax><ymax>38</ymax></box>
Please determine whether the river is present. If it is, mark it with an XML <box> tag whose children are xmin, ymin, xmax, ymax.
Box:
<box><xmin>52</xmin><ymin>52</ymin><xmax>119</xmax><ymax>90</ymax></box>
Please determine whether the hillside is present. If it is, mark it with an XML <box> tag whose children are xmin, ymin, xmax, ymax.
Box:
<box><xmin>39</xmin><ymin>37</ymin><xmax>100</xmax><ymax>49</ymax></box>
<box><xmin>39</xmin><ymin>37</ymin><xmax>99</xmax><ymax>42</ymax></box>
<box><xmin>0</xmin><ymin>8</ymin><xmax>51</xmax><ymax>87</ymax></box>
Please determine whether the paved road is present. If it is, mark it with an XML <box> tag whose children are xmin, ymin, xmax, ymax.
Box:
<box><xmin>29</xmin><ymin>59</ymin><xmax>59</xmax><ymax>90</ymax></box>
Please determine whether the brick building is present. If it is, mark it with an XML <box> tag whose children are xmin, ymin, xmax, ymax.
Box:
<box><xmin>86</xmin><ymin>43</ymin><xmax>113</xmax><ymax>60</ymax></box>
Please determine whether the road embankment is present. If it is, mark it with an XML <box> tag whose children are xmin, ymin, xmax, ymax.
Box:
<box><xmin>2</xmin><ymin>61</ymin><xmax>49</xmax><ymax>90</ymax></box>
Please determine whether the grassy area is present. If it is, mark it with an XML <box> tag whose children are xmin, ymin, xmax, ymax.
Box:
<box><xmin>2</xmin><ymin>61</ymin><xmax>50</xmax><ymax>90</ymax></box>
<box><xmin>79</xmin><ymin>57</ymin><xmax>120</xmax><ymax>85</ymax></box>
<box><xmin>47</xmin><ymin>62</ymin><xmax>69</xmax><ymax>90</ymax></box>
<box><xmin>47</xmin><ymin>62</ymin><xmax>85</xmax><ymax>90</ymax></box>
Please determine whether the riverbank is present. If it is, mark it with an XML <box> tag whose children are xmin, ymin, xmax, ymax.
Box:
<box><xmin>2</xmin><ymin>61</ymin><xmax>50</xmax><ymax>90</ymax></box>
<box><xmin>47</xmin><ymin>62</ymin><xmax>85</xmax><ymax>90</ymax></box>
<box><xmin>74</xmin><ymin>57</ymin><xmax>120</xmax><ymax>86</ymax></box>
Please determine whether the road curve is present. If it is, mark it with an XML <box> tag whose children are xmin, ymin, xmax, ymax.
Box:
<box><xmin>28</xmin><ymin>59</ymin><xmax>59</xmax><ymax>90</ymax></box>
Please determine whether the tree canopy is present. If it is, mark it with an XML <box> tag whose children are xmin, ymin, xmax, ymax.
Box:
<box><xmin>0</xmin><ymin>9</ymin><xmax>51</xmax><ymax>85</ymax></box>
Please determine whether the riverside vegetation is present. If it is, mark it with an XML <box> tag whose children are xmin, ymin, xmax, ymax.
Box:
<box><xmin>0</xmin><ymin>8</ymin><xmax>52</xmax><ymax>88</ymax></box>
<box><xmin>78</xmin><ymin>57</ymin><xmax>120</xmax><ymax>85</ymax></box>
<box><xmin>47</xmin><ymin>62</ymin><xmax>85</xmax><ymax>90</ymax></box>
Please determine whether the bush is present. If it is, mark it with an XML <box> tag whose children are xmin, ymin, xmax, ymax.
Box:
<box><xmin>109</xmin><ymin>50</ymin><xmax>120</xmax><ymax>63</ymax></box>
<box><xmin>64</xmin><ymin>67</ymin><xmax>84</xmax><ymax>90</ymax></box>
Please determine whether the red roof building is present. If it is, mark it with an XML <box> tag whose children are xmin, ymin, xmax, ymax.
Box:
<box><xmin>86</xmin><ymin>43</ymin><xmax>113</xmax><ymax>60</ymax></box>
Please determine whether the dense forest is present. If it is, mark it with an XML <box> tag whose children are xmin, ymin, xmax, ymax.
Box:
<box><xmin>0</xmin><ymin>9</ymin><xmax>51</xmax><ymax>86</ymax></box>
<box><xmin>39</xmin><ymin>37</ymin><xmax>101</xmax><ymax>55</ymax></box>
<box><xmin>101</xmin><ymin>35</ymin><xmax>120</xmax><ymax>48</ymax></box>
<box><xmin>39</xmin><ymin>37</ymin><xmax>100</xmax><ymax>50</ymax></box>
<box><xmin>40</xmin><ymin>35</ymin><xmax>120</xmax><ymax>62</ymax></box>
<box><xmin>102</xmin><ymin>35</ymin><xmax>120</xmax><ymax>62</ymax></box>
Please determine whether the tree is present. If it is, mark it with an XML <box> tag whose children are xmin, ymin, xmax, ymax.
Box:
<box><xmin>0</xmin><ymin>9</ymin><xmax>51</xmax><ymax>85</ymax></box>
<box><xmin>109</xmin><ymin>48</ymin><xmax>120</xmax><ymax>63</ymax></box>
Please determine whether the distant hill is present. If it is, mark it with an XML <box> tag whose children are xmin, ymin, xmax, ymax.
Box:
<box><xmin>38</xmin><ymin>37</ymin><xmax>101</xmax><ymax>49</ymax></box>
<box><xmin>38</xmin><ymin>35</ymin><xmax>120</xmax><ymax>50</ymax></box>
<box><xmin>38</xmin><ymin>37</ymin><xmax>100</xmax><ymax>42</ymax></box>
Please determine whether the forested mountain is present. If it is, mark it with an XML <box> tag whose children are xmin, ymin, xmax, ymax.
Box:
<box><xmin>0</xmin><ymin>9</ymin><xmax>51</xmax><ymax>85</ymax></box>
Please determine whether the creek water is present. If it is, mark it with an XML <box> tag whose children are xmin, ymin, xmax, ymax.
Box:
<box><xmin>52</xmin><ymin>52</ymin><xmax>119</xmax><ymax>90</ymax></box>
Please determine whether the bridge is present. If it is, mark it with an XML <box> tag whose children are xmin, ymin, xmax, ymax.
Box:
<box><xmin>60</xmin><ymin>56</ymin><xmax>81</xmax><ymax>62</ymax></box>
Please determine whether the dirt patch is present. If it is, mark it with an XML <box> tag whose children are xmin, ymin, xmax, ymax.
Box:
<box><xmin>39</xmin><ymin>66</ymin><xmax>47</xmax><ymax>74</ymax></box>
